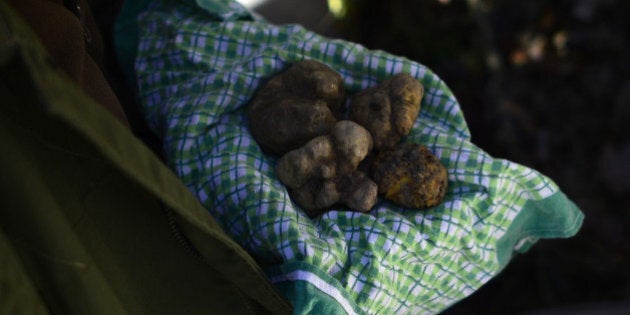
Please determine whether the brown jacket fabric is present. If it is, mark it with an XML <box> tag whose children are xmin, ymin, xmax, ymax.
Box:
<box><xmin>6</xmin><ymin>0</ymin><xmax>130</xmax><ymax>127</ymax></box>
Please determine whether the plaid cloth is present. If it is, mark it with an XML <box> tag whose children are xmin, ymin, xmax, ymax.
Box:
<box><xmin>117</xmin><ymin>1</ymin><xmax>584</xmax><ymax>314</ymax></box>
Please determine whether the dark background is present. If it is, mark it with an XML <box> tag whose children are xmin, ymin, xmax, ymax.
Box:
<box><xmin>251</xmin><ymin>0</ymin><xmax>630</xmax><ymax>313</ymax></box>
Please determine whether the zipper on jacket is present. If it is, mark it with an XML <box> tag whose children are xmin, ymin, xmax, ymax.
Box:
<box><xmin>161</xmin><ymin>204</ymin><xmax>205</xmax><ymax>262</ymax></box>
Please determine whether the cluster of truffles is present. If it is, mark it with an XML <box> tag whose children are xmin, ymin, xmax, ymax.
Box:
<box><xmin>248</xmin><ymin>60</ymin><xmax>447</xmax><ymax>217</ymax></box>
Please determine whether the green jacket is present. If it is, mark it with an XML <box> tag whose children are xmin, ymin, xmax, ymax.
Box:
<box><xmin>0</xmin><ymin>2</ymin><xmax>291</xmax><ymax>314</ymax></box>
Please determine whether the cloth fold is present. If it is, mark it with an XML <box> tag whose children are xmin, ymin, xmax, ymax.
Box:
<box><xmin>116</xmin><ymin>1</ymin><xmax>584</xmax><ymax>313</ymax></box>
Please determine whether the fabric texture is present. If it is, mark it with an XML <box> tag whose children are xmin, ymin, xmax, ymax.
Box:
<box><xmin>0</xmin><ymin>2</ymin><xmax>291</xmax><ymax>314</ymax></box>
<box><xmin>117</xmin><ymin>1</ymin><xmax>584</xmax><ymax>314</ymax></box>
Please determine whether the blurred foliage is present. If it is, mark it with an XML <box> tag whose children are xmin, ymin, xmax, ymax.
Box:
<box><xmin>334</xmin><ymin>0</ymin><xmax>630</xmax><ymax>313</ymax></box>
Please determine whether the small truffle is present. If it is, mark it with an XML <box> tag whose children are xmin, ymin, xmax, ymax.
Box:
<box><xmin>349</xmin><ymin>73</ymin><xmax>424</xmax><ymax>150</ymax></box>
<box><xmin>372</xmin><ymin>143</ymin><xmax>448</xmax><ymax>209</ymax></box>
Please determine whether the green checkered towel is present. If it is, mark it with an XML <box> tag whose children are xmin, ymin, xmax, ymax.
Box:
<box><xmin>115</xmin><ymin>1</ymin><xmax>584</xmax><ymax>314</ymax></box>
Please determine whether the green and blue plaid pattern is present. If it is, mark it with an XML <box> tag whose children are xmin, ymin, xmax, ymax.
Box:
<box><xmin>125</xmin><ymin>1</ymin><xmax>583</xmax><ymax>313</ymax></box>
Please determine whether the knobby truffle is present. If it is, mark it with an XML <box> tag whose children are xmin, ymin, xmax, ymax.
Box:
<box><xmin>248</xmin><ymin>60</ymin><xmax>346</xmax><ymax>156</ymax></box>
<box><xmin>372</xmin><ymin>143</ymin><xmax>448</xmax><ymax>209</ymax></box>
<box><xmin>275</xmin><ymin>121</ymin><xmax>377</xmax><ymax>217</ymax></box>
<box><xmin>349</xmin><ymin>73</ymin><xmax>423</xmax><ymax>150</ymax></box>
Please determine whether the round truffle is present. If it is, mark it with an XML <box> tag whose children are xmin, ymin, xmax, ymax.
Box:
<box><xmin>372</xmin><ymin>143</ymin><xmax>448</xmax><ymax>209</ymax></box>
